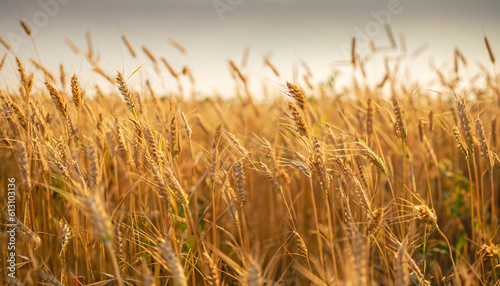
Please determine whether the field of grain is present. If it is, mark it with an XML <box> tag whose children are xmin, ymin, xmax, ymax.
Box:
<box><xmin>0</xmin><ymin>24</ymin><xmax>499</xmax><ymax>285</ymax></box>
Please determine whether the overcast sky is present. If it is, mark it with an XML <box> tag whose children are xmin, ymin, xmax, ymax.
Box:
<box><xmin>1</xmin><ymin>0</ymin><xmax>499</xmax><ymax>96</ymax></box>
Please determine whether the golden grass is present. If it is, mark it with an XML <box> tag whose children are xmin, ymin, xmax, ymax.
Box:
<box><xmin>0</xmin><ymin>31</ymin><xmax>499</xmax><ymax>286</ymax></box>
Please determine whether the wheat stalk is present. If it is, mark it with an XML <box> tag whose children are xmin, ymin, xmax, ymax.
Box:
<box><xmin>16</xmin><ymin>57</ymin><xmax>29</xmax><ymax>99</ymax></box>
<box><xmin>234</xmin><ymin>160</ymin><xmax>246</xmax><ymax>207</ymax></box>
<box><xmin>475</xmin><ymin>118</ymin><xmax>494</xmax><ymax>171</ymax></box>
<box><xmin>456</xmin><ymin>97</ymin><xmax>474</xmax><ymax>151</ymax></box>
<box><xmin>122</xmin><ymin>34</ymin><xmax>137</xmax><ymax>58</ymax></box>
<box><xmin>45</xmin><ymin>81</ymin><xmax>68</xmax><ymax>117</ymax></box>
<box><xmin>116</xmin><ymin>71</ymin><xmax>138</xmax><ymax>119</ymax></box>
<box><xmin>286</xmin><ymin>82</ymin><xmax>307</xmax><ymax>111</ymax></box>
<box><xmin>0</xmin><ymin>37</ymin><xmax>11</xmax><ymax>51</ymax></box>
<box><xmin>20</xmin><ymin>20</ymin><xmax>32</xmax><ymax>36</ymax></box>
<box><xmin>288</xmin><ymin>102</ymin><xmax>309</xmax><ymax>138</ymax></box>
<box><xmin>159</xmin><ymin>233</ymin><xmax>187</xmax><ymax>286</ymax></box>
<box><xmin>71</xmin><ymin>74</ymin><xmax>82</xmax><ymax>111</ymax></box>
<box><xmin>395</xmin><ymin>240</ymin><xmax>410</xmax><ymax>286</ymax></box>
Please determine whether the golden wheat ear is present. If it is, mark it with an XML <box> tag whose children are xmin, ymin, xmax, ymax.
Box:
<box><xmin>122</xmin><ymin>34</ymin><xmax>137</xmax><ymax>58</ymax></box>
<box><xmin>116</xmin><ymin>71</ymin><xmax>138</xmax><ymax>119</ymax></box>
<box><xmin>286</xmin><ymin>82</ymin><xmax>307</xmax><ymax>111</ymax></box>
<box><xmin>158</xmin><ymin>231</ymin><xmax>187</xmax><ymax>286</ymax></box>
<box><xmin>71</xmin><ymin>74</ymin><xmax>82</xmax><ymax>111</ymax></box>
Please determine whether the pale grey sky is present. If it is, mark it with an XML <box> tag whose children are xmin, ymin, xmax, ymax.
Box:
<box><xmin>1</xmin><ymin>0</ymin><xmax>499</xmax><ymax>96</ymax></box>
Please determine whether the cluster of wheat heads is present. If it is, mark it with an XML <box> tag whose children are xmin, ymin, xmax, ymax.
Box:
<box><xmin>1</xmin><ymin>28</ymin><xmax>500</xmax><ymax>285</ymax></box>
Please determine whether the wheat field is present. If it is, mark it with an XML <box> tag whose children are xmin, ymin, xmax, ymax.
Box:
<box><xmin>0</xmin><ymin>24</ymin><xmax>499</xmax><ymax>285</ymax></box>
